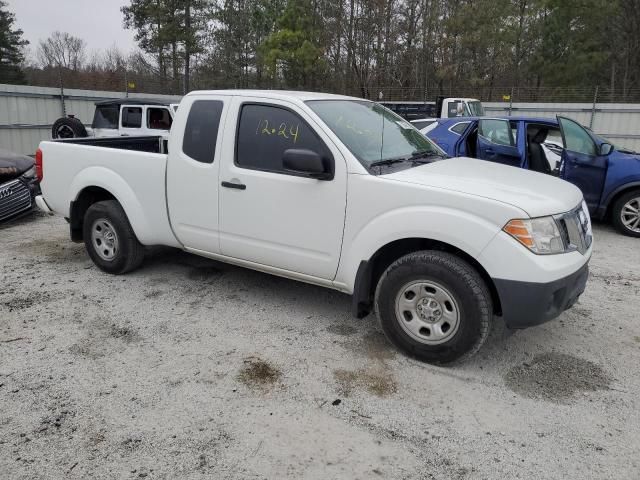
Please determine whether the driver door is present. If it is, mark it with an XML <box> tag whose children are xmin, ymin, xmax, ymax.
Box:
<box><xmin>476</xmin><ymin>119</ymin><xmax>521</xmax><ymax>167</ymax></box>
<box><xmin>557</xmin><ymin>116</ymin><xmax>608</xmax><ymax>211</ymax></box>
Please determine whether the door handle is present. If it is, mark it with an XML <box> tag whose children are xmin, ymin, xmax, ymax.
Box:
<box><xmin>221</xmin><ymin>181</ymin><xmax>246</xmax><ymax>190</ymax></box>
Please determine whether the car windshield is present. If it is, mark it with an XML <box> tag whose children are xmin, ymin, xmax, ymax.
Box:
<box><xmin>467</xmin><ymin>101</ymin><xmax>484</xmax><ymax>116</ymax></box>
<box><xmin>306</xmin><ymin>100</ymin><xmax>444</xmax><ymax>168</ymax></box>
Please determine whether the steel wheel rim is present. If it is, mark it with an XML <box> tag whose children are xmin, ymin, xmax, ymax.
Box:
<box><xmin>91</xmin><ymin>218</ymin><xmax>119</xmax><ymax>261</ymax></box>
<box><xmin>621</xmin><ymin>197</ymin><xmax>640</xmax><ymax>233</ymax></box>
<box><xmin>57</xmin><ymin>125</ymin><xmax>75</xmax><ymax>139</ymax></box>
<box><xmin>395</xmin><ymin>280</ymin><xmax>461</xmax><ymax>345</ymax></box>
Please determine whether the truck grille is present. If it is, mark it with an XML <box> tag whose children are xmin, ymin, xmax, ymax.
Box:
<box><xmin>555</xmin><ymin>202</ymin><xmax>592</xmax><ymax>255</ymax></box>
<box><xmin>0</xmin><ymin>179</ymin><xmax>32</xmax><ymax>222</ymax></box>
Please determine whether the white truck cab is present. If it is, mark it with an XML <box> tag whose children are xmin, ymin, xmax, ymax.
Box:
<box><xmin>35</xmin><ymin>90</ymin><xmax>591</xmax><ymax>364</ymax></box>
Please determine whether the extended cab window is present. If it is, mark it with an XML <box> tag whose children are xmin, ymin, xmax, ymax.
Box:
<box><xmin>122</xmin><ymin>107</ymin><xmax>142</xmax><ymax>128</ymax></box>
<box><xmin>92</xmin><ymin>105</ymin><xmax>119</xmax><ymax>129</ymax></box>
<box><xmin>236</xmin><ymin>104</ymin><xmax>328</xmax><ymax>173</ymax></box>
<box><xmin>182</xmin><ymin>100</ymin><xmax>223</xmax><ymax>163</ymax></box>
<box><xmin>148</xmin><ymin>108</ymin><xmax>172</xmax><ymax>130</ymax></box>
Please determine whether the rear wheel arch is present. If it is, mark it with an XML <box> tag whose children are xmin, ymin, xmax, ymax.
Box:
<box><xmin>352</xmin><ymin>237</ymin><xmax>502</xmax><ymax>319</ymax></box>
<box><xmin>70</xmin><ymin>186</ymin><xmax>118</xmax><ymax>242</ymax></box>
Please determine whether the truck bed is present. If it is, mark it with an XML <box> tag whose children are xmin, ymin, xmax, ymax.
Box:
<box><xmin>38</xmin><ymin>140</ymin><xmax>179</xmax><ymax>248</ymax></box>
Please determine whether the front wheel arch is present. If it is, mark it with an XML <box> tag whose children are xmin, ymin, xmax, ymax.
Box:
<box><xmin>352</xmin><ymin>238</ymin><xmax>502</xmax><ymax>319</ymax></box>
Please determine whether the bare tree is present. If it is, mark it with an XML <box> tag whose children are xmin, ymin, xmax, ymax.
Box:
<box><xmin>37</xmin><ymin>31</ymin><xmax>86</xmax><ymax>70</ymax></box>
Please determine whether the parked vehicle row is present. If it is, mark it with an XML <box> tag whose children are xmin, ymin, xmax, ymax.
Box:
<box><xmin>425</xmin><ymin>116</ymin><xmax>640</xmax><ymax>237</ymax></box>
<box><xmin>380</xmin><ymin>96</ymin><xmax>485</xmax><ymax>121</ymax></box>
<box><xmin>35</xmin><ymin>90</ymin><xmax>591</xmax><ymax>363</ymax></box>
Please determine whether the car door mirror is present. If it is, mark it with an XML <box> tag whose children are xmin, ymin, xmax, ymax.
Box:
<box><xmin>599</xmin><ymin>143</ymin><xmax>614</xmax><ymax>156</ymax></box>
<box><xmin>283</xmin><ymin>149</ymin><xmax>334</xmax><ymax>180</ymax></box>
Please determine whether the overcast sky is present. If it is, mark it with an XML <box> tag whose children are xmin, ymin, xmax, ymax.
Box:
<box><xmin>5</xmin><ymin>0</ymin><xmax>138</xmax><ymax>59</ymax></box>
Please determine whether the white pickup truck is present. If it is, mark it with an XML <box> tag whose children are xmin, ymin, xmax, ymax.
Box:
<box><xmin>35</xmin><ymin>90</ymin><xmax>592</xmax><ymax>363</ymax></box>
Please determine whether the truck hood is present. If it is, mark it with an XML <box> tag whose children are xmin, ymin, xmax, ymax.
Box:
<box><xmin>384</xmin><ymin>157</ymin><xmax>583</xmax><ymax>218</ymax></box>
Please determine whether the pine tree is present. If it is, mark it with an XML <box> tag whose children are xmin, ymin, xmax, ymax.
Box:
<box><xmin>0</xmin><ymin>0</ymin><xmax>28</xmax><ymax>84</ymax></box>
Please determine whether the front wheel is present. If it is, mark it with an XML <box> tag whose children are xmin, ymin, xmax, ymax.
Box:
<box><xmin>83</xmin><ymin>200</ymin><xmax>145</xmax><ymax>274</ymax></box>
<box><xmin>611</xmin><ymin>190</ymin><xmax>640</xmax><ymax>237</ymax></box>
<box><xmin>374</xmin><ymin>251</ymin><xmax>492</xmax><ymax>364</ymax></box>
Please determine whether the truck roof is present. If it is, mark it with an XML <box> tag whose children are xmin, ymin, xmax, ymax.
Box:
<box><xmin>187</xmin><ymin>90</ymin><xmax>363</xmax><ymax>102</ymax></box>
<box><xmin>95</xmin><ymin>99</ymin><xmax>171</xmax><ymax>107</ymax></box>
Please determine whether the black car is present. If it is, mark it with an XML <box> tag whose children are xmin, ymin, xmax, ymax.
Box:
<box><xmin>0</xmin><ymin>148</ymin><xmax>40</xmax><ymax>223</ymax></box>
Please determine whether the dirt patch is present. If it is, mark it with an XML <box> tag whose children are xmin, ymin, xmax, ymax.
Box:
<box><xmin>68</xmin><ymin>339</ymin><xmax>104</xmax><ymax>359</ymax></box>
<box><xmin>344</xmin><ymin>331</ymin><xmax>396</xmax><ymax>361</ymax></box>
<box><xmin>17</xmin><ymin>237</ymin><xmax>86</xmax><ymax>264</ymax></box>
<box><xmin>334</xmin><ymin>368</ymin><xmax>397</xmax><ymax>397</ymax></box>
<box><xmin>188</xmin><ymin>265</ymin><xmax>224</xmax><ymax>282</ymax></box>
<box><xmin>144</xmin><ymin>289</ymin><xmax>165</xmax><ymax>299</ymax></box>
<box><xmin>504</xmin><ymin>352</ymin><xmax>612</xmax><ymax>402</ymax></box>
<box><xmin>109</xmin><ymin>324</ymin><xmax>141</xmax><ymax>343</ymax></box>
<box><xmin>1</xmin><ymin>292</ymin><xmax>52</xmax><ymax>311</ymax></box>
<box><xmin>326</xmin><ymin>324</ymin><xmax>358</xmax><ymax>336</ymax></box>
<box><xmin>237</xmin><ymin>357</ymin><xmax>282</xmax><ymax>389</ymax></box>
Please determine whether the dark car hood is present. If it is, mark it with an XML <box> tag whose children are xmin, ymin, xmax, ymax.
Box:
<box><xmin>0</xmin><ymin>148</ymin><xmax>34</xmax><ymax>183</ymax></box>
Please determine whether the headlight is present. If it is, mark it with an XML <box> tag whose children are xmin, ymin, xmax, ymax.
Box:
<box><xmin>21</xmin><ymin>166</ymin><xmax>36</xmax><ymax>179</ymax></box>
<box><xmin>503</xmin><ymin>216</ymin><xmax>565</xmax><ymax>254</ymax></box>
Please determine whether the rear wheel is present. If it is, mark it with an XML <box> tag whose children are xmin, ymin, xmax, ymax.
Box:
<box><xmin>374</xmin><ymin>250</ymin><xmax>492</xmax><ymax>364</ymax></box>
<box><xmin>83</xmin><ymin>200</ymin><xmax>144</xmax><ymax>274</ymax></box>
<box><xmin>611</xmin><ymin>190</ymin><xmax>640</xmax><ymax>237</ymax></box>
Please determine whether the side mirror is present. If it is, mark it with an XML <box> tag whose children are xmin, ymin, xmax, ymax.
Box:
<box><xmin>283</xmin><ymin>149</ymin><xmax>334</xmax><ymax>180</ymax></box>
<box><xmin>599</xmin><ymin>143</ymin><xmax>614</xmax><ymax>156</ymax></box>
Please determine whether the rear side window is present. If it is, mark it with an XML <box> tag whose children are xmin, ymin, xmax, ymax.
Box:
<box><xmin>122</xmin><ymin>107</ymin><xmax>142</xmax><ymax>128</ymax></box>
<box><xmin>236</xmin><ymin>104</ymin><xmax>328</xmax><ymax>173</ymax></box>
<box><xmin>450</xmin><ymin>122</ymin><xmax>470</xmax><ymax>134</ymax></box>
<box><xmin>412</xmin><ymin>120</ymin><xmax>435</xmax><ymax>130</ymax></box>
<box><xmin>147</xmin><ymin>108</ymin><xmax>173</xmax><ymax>130</ymax></box>
<box><xmin>92</xmin><ymin>105</ymin><xmax>119</xmax><ymax>129</ymax></box>
<box><xmin>182</xmin><ymin>100</ymin><xmax>224</xmax><ymax>163</ymax></box>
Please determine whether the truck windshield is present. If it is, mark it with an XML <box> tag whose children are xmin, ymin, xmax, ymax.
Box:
<box><xmin>467</xmin><ymin>101</ymin><xmax>484</xmax><ymax>116</ymax></box>
<box><xmin>306</xmin><ymin>100</ymin><xmax>445</xmax><ymax>168</ymax></box>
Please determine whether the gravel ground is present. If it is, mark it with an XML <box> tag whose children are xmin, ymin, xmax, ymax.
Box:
<box><xmin>1</xmin><ymin>211</ymin><xmax>639</xmax><ymax>479</ymax></box>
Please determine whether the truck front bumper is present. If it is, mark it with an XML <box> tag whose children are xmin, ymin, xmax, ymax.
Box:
<box><xmin>494</xmin><ymin>262</ymin><xmax>589</xmax><ymax>329</ymax></box>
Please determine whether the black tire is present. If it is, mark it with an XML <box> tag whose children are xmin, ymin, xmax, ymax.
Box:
<box><xmin>83</xmin><ymin>200</ymin><xmax>145</xmax><ymax>274</ymax></box>
<box><xmin>611</xmin><ymin>189</ymin><xmax>640</xmax><ymax>237</ymax></box>
<box><xmin>374</xmin><ymin>251</ymin><xmax>492</xmax><ymax>364</ymax></box>
<box><xmin>52</xmin><ymin>117</ymin><xmax>87</xmax><ymax>139</ymax></box>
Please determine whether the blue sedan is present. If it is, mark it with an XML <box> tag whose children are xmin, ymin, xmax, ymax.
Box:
<box><xmin>425</xmin><ymin>116</ymin><xmax>640</xmax><ymax>237</ymax></box>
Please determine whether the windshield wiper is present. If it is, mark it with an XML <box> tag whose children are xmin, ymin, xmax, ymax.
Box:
<box><xmin>410</xmin><ymin>150</ymin><xmax>447</xmax><ymax>161</ymax></box>
<box><xmin>369</xmin><ymin>157</ymin><xmax>408</xmax><ymax>168</ymax></box>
